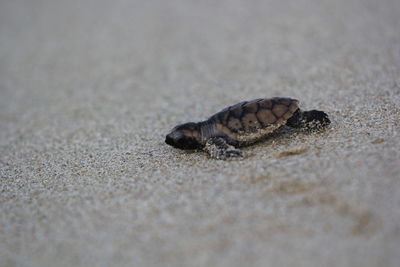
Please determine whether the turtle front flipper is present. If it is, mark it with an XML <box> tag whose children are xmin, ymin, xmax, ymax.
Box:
<box><xmin>286</xmin><ymin>109</ymin><xmax>330</xmax><ymax>130</ymax></box>
<box><xmin>204</xmin><ymin>137</ymin><xmax>243</xmax><ymax>160</ymax></box>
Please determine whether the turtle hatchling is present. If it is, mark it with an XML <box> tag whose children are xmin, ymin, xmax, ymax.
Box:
<box><xmin>165</xmin><ymin>97</ymin><xmax>330</xmax><ymax>160</ymax></box>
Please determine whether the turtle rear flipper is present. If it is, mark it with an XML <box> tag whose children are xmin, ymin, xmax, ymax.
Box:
<box><xmin>286</xmin><ymin>109</ymin><xmax>330</xmax><ymax>129</ymax></box>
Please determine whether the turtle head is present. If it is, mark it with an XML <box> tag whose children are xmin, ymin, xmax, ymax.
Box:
<box><xmin>165</xmin><ymin>122</ymin><xmax>202</xmax><ymax>150</ymax></box>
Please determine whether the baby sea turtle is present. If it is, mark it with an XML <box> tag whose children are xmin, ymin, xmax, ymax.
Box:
<box><xmin>165</xmin><ymin>97</ymin><xmax>330</xmax><ymax>159</ymax></box>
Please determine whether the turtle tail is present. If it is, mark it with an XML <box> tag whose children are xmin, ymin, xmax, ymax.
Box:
<box><xmin>286</xmin><ymin>109</ymin><xmax>330</xmax><ymax>129</ymax></box>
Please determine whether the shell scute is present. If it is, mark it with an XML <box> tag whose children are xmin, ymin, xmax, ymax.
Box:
<box><xmin>242</xmin><ymin>101</ymin><xmax>259</xmax><ymax>113</ymax></box>
<box><xmin>227</xmin><ymin>117</ymin><xmax>243</xmax><ymax>132</ymax></box>
<box><xmin>289</xmin><ymin>101</ymin><xmax>300</xmax><ymax>112</ymax></box>
<box><xmin>273</xmin><ymin>97</ymin><xmax>291</xmax><ymax>106</ymax></box>
<box><xmin>208</xmin><ymin>97</ymin><xmax>300</xmax><ymax>141</ymax></box>
<box><xmin>256</xmin><ymin>109</ymin><xmax>276</xmax><ymax>126</ymax></box>
<box><xmin>229</xmin><ymin>104</ymin><xmax>244</xmax><ymax>118</ymax></box>
<box><xmin>272</xmin><ymin>104</ymin><xmax>288</xmax><ymax>117</ymax></box>
<box><xmin>241</xmin><ymin>113</ymin><xmax>261</xmax><ymax>131</ymax></box>
<box><xmin>258</xmin><ymin>99</ymin><xmax>273</xmax><ymax>109</ymax></box>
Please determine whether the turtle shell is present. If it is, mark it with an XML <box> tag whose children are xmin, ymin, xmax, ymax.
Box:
<box><xmin>208</xmin><ymin>97</ymin><xmax>299</xmax><ymax>143</ymax></box>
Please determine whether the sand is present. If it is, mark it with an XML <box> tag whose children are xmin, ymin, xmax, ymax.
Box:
<box><xmin>1</xmin><ymin>0</ymin><xmax>400</xmax><ymax>266</ymax></box>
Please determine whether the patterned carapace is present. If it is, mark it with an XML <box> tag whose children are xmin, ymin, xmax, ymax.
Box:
<box><xmin>165</xmin><ymin>97</ymin><xmax>330</xmax><ymax>159</ymax></box>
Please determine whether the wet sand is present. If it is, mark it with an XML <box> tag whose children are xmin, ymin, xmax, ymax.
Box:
<box><xmin>1</xmin><ymin>0</ymin><xmax>400</xmax><ymax>266</ymax></box>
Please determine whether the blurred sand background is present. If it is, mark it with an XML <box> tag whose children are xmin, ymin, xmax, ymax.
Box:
<box><xmin>1</xmin><ymin>0</ymin><xmax>400</xmax><ymax>266</ymax></box>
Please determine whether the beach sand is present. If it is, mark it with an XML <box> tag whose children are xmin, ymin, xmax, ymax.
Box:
<box><xmin>1</xmin><ymin>0</ymin><xmax>399</xmax><ymax>266</ymax></box>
